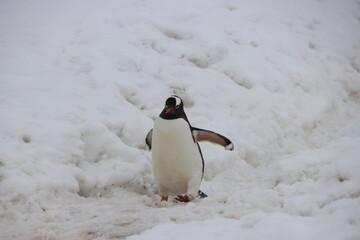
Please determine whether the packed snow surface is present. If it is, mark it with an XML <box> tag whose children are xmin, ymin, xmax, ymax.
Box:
<box><xmin>1</xmin><ymin>0</ymin><xmax>360</xmax><ymax>239</ymax></box>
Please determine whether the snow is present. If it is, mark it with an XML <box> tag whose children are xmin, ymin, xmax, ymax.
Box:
<box><xmin>1</xmin><ymin>0</ymin><xmax>360</xmax><ymax>239</ymax></box>
<box><xmin>127</xmin><ymin>212</ymin><xmax>360</xmax><ymax>240</ymax></box>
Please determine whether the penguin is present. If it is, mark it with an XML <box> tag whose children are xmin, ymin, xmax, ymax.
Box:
<box><xmin>145</xmin><ymin>95</ymin><xmax>234</xmax><ymax>202</ymax></box>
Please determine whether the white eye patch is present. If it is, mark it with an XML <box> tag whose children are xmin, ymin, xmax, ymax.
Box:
<box><xmin>172</xmin><ymin>95</ymin><xmax>182</xmax><ymax>108</ymax></box>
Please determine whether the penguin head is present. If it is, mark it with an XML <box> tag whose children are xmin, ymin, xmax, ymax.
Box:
<box><xmin>160</xmin><ymin>95</ymin><xmax>187</xmax><ymax>120</ymax></box>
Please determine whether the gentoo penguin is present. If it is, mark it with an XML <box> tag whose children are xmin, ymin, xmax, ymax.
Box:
<box><xmin>145</xmin><ymin>95</ymin><xmax>234</xmax><ymax>202</ymax></box>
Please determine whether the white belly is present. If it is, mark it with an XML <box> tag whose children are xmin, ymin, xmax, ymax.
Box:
<box><xmin>152</xmin><ymin>118</ymin><xmax>203</xmax><ymax>196</ymax></box>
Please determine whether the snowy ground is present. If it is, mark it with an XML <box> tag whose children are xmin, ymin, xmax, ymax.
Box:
<box><xmin>1</xmin><ymin>0</ymin><xmax>360</xmax><ymax>239</ymax></box>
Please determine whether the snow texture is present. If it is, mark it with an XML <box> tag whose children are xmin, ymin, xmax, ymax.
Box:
<box><xmin>1</xmin><ymin>0</ymin><xmax>360</xmax><ymax>239</ymax></box>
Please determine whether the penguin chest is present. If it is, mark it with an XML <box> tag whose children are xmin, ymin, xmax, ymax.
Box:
<box><xmin>152</xmin><ymin>118</ymin><xmax>203</xmax><ymax>194</ymax></box>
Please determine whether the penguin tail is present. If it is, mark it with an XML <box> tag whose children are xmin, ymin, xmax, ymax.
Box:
<box><xmin>198</xmin><ymin>190</ymin><xmax>208</xmax><ymax>198</ymax></box>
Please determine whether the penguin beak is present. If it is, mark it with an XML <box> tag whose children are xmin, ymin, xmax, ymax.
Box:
<box><xmin>164</xmin><ymin>107</ymin><xmax>174</xmax><ymax>114</ymax></box>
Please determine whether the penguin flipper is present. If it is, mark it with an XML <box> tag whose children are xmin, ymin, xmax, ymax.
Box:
<box><xmin>192</xmin><ymin>127</ymin><xmax>234</xmax><ymax>151</ymax></box>
<box><xmin>145</xmin><ymin>129</ymin><xmax>153</xmax><ymax>150</ymax></box>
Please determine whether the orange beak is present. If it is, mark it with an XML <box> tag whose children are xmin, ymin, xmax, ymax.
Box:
<box><xmin>165</xmin><ymin>107</ymin><xmax>173</xmax><ymax>114</ymax></box>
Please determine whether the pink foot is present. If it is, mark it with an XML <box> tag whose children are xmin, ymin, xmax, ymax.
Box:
<box><xmin>161</xmin><ymin>196</ymin><xmax>168</xmax><ymax>201</ymax></box>
<box><xmin>175</xmin><ymin>194</ymin><xmax>195</xmax><ymax>202</ymax></box>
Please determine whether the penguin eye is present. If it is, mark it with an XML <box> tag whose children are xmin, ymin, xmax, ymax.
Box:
<box><xmin>169</xmin><ymin>95</ymin><xmax>182</xmax><ymax>108</ymax></box>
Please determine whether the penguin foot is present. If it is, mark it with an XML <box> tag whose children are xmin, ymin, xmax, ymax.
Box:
<box><xmin>175</xmin><ymin>194</ymin><xmax>195</xmax><ymax>202</ymax></box>
<box><xmin>198</xmin><ymin>190</ymin><xmax>208</xmax><ymax>198</ymax></box>
<box><xmin>161</xmin><ymin>196</ymin><xmax>168</xmax><ymax>201</ymax></box>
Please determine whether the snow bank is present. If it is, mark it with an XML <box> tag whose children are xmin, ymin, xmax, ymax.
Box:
<box><xmin>130</xmin><ymin>118</ymin><xmax>360</xmax><ymax>239</ymax></box>
<box><xmin>0</xmin><ymin>0</ymin><xmax>359</xmax><ymax>239</ymax></box>
<box><xmin>128</xmin><ymin>212</ymin><xmax>359</xmax><ymax>240</ymax></box>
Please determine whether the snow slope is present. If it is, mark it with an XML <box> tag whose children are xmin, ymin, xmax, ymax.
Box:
<box><xmin>1</xmin><ymin>0</ymin><xmax>360</xmax><ymax>239</ymax></box>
